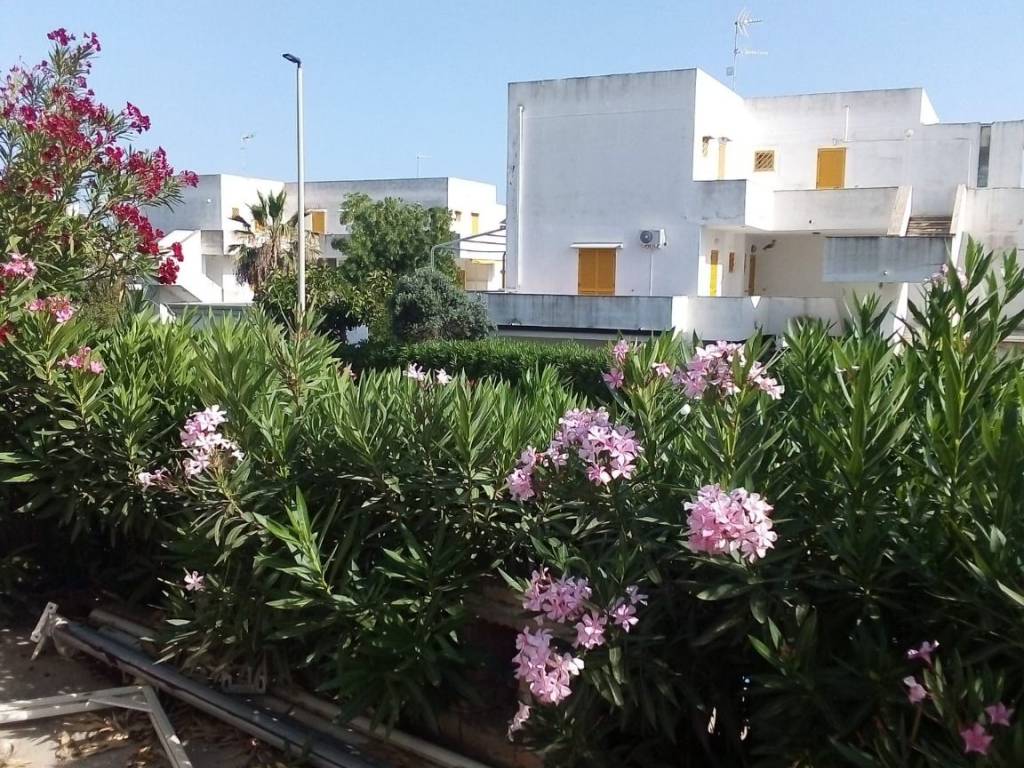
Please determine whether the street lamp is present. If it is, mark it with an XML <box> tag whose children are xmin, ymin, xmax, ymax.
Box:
<box><xmin>282</xmin><ymin>52</ymin><xmax>305</xmax><ymax>315</ymax></box>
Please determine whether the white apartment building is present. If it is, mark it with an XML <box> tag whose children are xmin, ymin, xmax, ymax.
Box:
<box><xmin>486</xmin><ymin>68</ymin><xmax>1024</xmax><ymax>340</ymax></box>
<box><xmin>146</xmin><ymin>174</ymin><xmax>506</xmax><ymax>308</ymax></box>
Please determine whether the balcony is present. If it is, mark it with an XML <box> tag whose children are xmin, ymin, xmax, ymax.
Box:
<box><xmin>824</xmin><ymin>236</ymin><xmax>949</xmax><ymax>283</ymax></box>
<box><xmin>475</xmin><ymin>292</ymin><xmax>841</xmax><ymax>340</ymax></box>
<box><xmin>694</xmin><ymin>181</ymin><xmax>909</xmax><ymax>235</ymax></box>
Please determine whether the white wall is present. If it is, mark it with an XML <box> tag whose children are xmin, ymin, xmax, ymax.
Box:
<box><xmin>508</xmin><ymin>69</ymin><xmax>701</xmax><ymax>297</ymax></box>
<box><xmin>989</xmin><ymin>121</ymin><xmax>1024</xmax><ymax>188</ymax></box>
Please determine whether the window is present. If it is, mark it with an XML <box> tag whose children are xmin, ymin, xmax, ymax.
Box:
<box><xmin>310</xmin><ymin>210</ymin><xmax>327</xmax><ymax>235</ymax></box>
<box><xmin>577</xmin><ymin>248</ymin><xmax>616</xmax><ymax>296</ymax></box>
<box><xmin>470</xmin><ymin>212</ymin><xmax>480</xmax><ymax>235</ymax></box>
<box><xmin>728</xmin><ymin>251</ymin><xmax>736</xmax><ymax>273</ymax></box>
<box><xmin>453</xmin><ymin>210</ymin><xmax>462</xmax><ymax>222</ymax></box>
<box><xmin>753</xmin><ymin>150</ymin><xmax>775</xmax><ymax>172</ymax></box>
<box><xmin>230</xmin><ymin>207</ymin><xmax>240</xmax><ymax>219</ymax></box>
<box><xmin>457</xmin><ymin>268</ymin><xmax>467</xmax><ymax>289</ymax></box>
<box><xmin>816</xmin><ymin>147</ymin><xmax>846</xmax><ymax>189</ymax></box>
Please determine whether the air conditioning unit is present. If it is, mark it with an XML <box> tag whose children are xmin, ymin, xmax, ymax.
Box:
<box><xmin>640</xmin><ymin>229</ymin><xmax>667</xmax><ymax>248</ymax></box>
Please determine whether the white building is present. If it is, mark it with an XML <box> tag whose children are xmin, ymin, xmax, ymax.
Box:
<box><xmin>489</xmin><ymin>68</ymin><xmax>1024</xmax><ymax>340</ymax></box>
<box><xmin>146</xmin><ymin>174</ymin><xmax>506</xmax><ymax>308</ymax></box>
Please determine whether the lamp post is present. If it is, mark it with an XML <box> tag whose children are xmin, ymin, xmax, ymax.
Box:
<box><xmin>282</xmin><ymin>52</ymin><xmax>305</xmax><ymax>315</ymax></box>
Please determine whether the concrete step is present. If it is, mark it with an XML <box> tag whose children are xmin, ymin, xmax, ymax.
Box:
<box><xmin>906</xmin><ymin>216</ymin><xmax>952</xmax><ymax>237</ymax></box>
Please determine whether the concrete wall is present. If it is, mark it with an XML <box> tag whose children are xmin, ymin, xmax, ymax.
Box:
<box><xmin>507</xmin><ymin>69</ymin><xmax>701</xmax><ymax>297</ymax></box>
<box><xmin>988</xmin><ymin>121</ymin><xmax>1024</xmax><ymax>188</ymax></box>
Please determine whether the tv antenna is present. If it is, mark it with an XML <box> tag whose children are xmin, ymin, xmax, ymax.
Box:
<box><xmin>416</xmin><ymin>153</ymin><xmax>431</xmax><ymax>178</ymax></box>
<box><xmin>728</xmin><ymin>8</ymin><xmax>766</xmax><ymax>90</ymax></box>
<box><xmin>240</xmin><ymin>132</ymin><xmax>255</xmax><ymax>170</ymax></box>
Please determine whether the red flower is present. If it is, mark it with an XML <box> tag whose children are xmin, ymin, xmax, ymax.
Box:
<box><xmin>86</xmin><ymin>32</ymin><xmax>101</xmax><ymax>52</ymax></box>
<box><xmin>157</xmin><ymin>258</ymin><xmax>179</xmax><ymax>285</ymax></box>
<box><xmin>0</xmin><ymin>321</ymin><xmax>13</xmax><ymax>345</ymax></box>
<box><xmin>179</xmin><ymin>170</ymin><xmax>199</xmax><ymax>187</ymax></box>
<box><xmin>171</xmin><ymin>242</ymin><xmax>184</xmax><ymax>261</ymax></box>
<box><xmin>46</xmin><ymin>28</ymin><xmax>73</xmax><ymax>46</ymax></box>
<box><xmin>123</xmin><ymin>102</ymin><xmax>150</xmax><ymax>133</ymax></box>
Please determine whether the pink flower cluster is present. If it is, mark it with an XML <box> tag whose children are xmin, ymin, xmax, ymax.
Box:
<box><xmin>58</xmin><ymin>345</ymin><xmax>104</xmax><ymax>374</ymax></box>
<box><xmin>684</xmin><ymin>484</ymin><xmax>778</xmax><ymax>562</ymax></box>
<box><xmin>27</xmin><ymin>295</ymin><xmax>75</xmax><ymax>324</ymax></box>
<box><xmin>137</xmin><ymin>467</ymin><xmax>170</xmax><ymax>490</ymax></box>
<box><xmin>903</xmin><ymin>640</ymin><xmax>1014</xmax><ymax>756</ymax></box>
<box><xmin>509</xmin><ymin>568</ymin><xmax>647</xmax><ymax>738</ymax></box>
<box><xmin>672</xmin><ymin>342</ymin><xmax>784</xmax><ymax>400</ymax></box>
<box><xmin>404</xmin><ymin>363</ymin><xmax>452</xmax><ymax>386</ymax></box>
<box><xmin>1</xmin><ymin>252</ymin><xmax>37</xmax><ymax>282</ymax></box>
<box><xmin>506</xmin><ymin>408</ymin><xmax>641</xmax><ymax>500</ymax></box>
<box><xmin>929</xmin><ymin>263</ymin><xmax>967</xmax><ymax>287</ymax></box>
<box><xmin>179</xmin><ymin>405</ymin><xmax>244</xmax><ymax>477</ymax></box>
<box><xmin>601</xmin><ymin>339</ymin><xmax>673</xmax><ymax>392</ymax></box>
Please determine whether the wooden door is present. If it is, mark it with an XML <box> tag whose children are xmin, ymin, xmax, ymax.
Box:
<box><xmin>578</xmin><ymin>248</ymin><xmax>616</xmax><ymax>295</ymax></box>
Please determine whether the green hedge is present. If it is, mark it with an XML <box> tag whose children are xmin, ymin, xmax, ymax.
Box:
<box><xmin>339</xmin><ymin>338</ymin><xmax>610</xmax><ymax>400</ymax></box>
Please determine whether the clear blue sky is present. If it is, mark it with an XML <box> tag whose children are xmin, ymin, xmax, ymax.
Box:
<box><xmin>4</xmin><ymin>1</ymin><xmax>1023</xmax><ymax>198</ymax></box>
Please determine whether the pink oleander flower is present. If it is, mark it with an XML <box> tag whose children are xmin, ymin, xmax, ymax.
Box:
<box><xmin>137</xmin><ymin>468</ymin><xmax>169</xmax><ymax>490</ymax></box>
<box><xmin>522</xmin><ymin>569</ymin><xmax>592</xmax><ymax>624</ymax></box>
<box><xmin>602</xmin><ymin>368</ymin><xmax>624</xmax><ymax>390</ymax></box>
<box><xmin>609</xmin><ymin>600</ymin><xmax>639</xmax><ymax>632</ymax></box>
<box><xmin>651</xmin><ymin>361</ymin><xmax>671</xmax><ymax>379</ymax></box>
<box><xmin>684</xmin><ymin>485</ymin><xmax>778</xmax><ymax>562</ymax></box>
<box><xmin>435</xmin><ymin>368</ymin><xmax>452</xmax><ymax>385</ymax></box>
<box><xmin>624</xmin><ymin>585</ymin><xmax>648</xmax><ymax>606</ymax></box>
<box><xmin>612</xmin><ymin>339</ymin><xmax>630</xmax><ymax>365</ymax></box>
<box><xmin>505</xmin><ymin>408</ymin><xmax>642</xmax><ymax>500</ymax></box>
<box><xmin>507</xmin><ymin>467</ymin><xmax>535</xmax><ymax>501</ymax></box>
<box><xmin>960</xmin><ymin>722</ymin><xmax>993</xmax><ymax>756</ymax></box>
<box><xmin>903</xmin><ymin>676</ymin><xmax>928</xmax><ymax>704</ymax></box>
<box><xmin>58</xmin><ymin>346</ymin><xmax>104</xmax><ymax>374</ymax></box>
<box><xmin>179</xmin><ymin>406</ymin><xmax>240</xmax><ymax>478</ymax></box>
<box><xmin>404</xmin><ymin>362</ymin><xmax>427</xmax><ymax>381</ymax></box>
<box><xmin>183</xmin><ymin>570</ymin><xmax>205</xmax><ymax>592</ymax></box>
<box><xmin>673</xmin><ymin>342</ymin><xmax>783</xmax><ymax>401</ymax></box>
<box><xmin>507</xmin><ymin>702</ymin><xmax>531</xmax><ymax>740</ymax></box>
<box><xmin>27</xmin><ymin>295</ymin><xmax>76</xmax><ymax>324</ymax></box>
<box><xmin>906</xmin><ymin>640</ymin><xmax>939</xmax><ymax>667</ymax></box>
<box><xmin>574</xmin><ymin>611</ymin><xmax>607</xmax><ymax>650</ymax></box>
<box><xmin>985</xmin><ymin>702</ymin><xmax>1014</xmax><ymax>727</ymax></box>
<box><xmin>1</xmin><ymin>252</ymin><xmax>37</xmax><ymax>280</ymax></box>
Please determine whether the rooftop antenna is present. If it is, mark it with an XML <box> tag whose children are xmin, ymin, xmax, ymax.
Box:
<box><xmin>416</xmin><ymin>153</ymin><xmax>431</xmax><ymax>178</ymax></box>
<box><xmin>240</xmin><ymin>132</ymin><xmax>255</xmax><ymax>171</ymax></box>
<box><xmin>728</xmin><ymin>8</ymin><xmax>766</xmax><ymax>90</ymax></box>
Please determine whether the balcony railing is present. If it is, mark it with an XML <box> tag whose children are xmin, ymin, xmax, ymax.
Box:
<box><xmin>474</xmin><ymin>292</ymin><xmax>841</xmax><ymax>340</ymax></box>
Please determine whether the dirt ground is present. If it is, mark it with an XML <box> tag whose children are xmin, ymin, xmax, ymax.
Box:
<box><xmin>0</xmin><ymin>624</ymin><xmax>306</xmax><ymax>767</ymax></box>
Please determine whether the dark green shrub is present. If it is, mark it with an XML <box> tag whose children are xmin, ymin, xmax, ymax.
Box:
<box><xmin>340</xmin><ymin>337</ymin><xmax>610</xmax><ymax>400</ymax></box>
<box><xmin>389</xmin><ymin>268</ymin><xmax>493</xmax><ymax>342</ymax></box>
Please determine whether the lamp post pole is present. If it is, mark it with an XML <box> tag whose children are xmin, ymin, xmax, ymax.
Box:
<box><xmin>283</xmin><ymin>53</ymin><xmax>305</xmax><ymax>315</ymax></box>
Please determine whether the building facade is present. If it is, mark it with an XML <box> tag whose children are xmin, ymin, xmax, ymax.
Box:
<box><xmin>491</xmin><ymin>68</ymin><xmax>1024</xmax><ymax>339</ymax></box>
<box><xmin>146</xmin><ymin>174</ymin><xmax>506</xmax><ymax>308</ymax></box>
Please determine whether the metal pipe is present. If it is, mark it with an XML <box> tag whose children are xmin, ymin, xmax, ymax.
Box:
<box><xmin>274</xmin><ymin>688</ymin><xmax>495</xmax><ymax>768</ymax></box>
<box><xmin>55</xmin><ymin>620</ymin><xmax>376</xmax><ymax>768</ymax></box>
<box><xmin>283</xmin><ymin>52</ymin><xmax>306</xmax><ymax>315</ymax></box>
<box><xmin>89</xmin><ymin>609</ymin><xmax>496</xmax><ymax>768</ymax></box>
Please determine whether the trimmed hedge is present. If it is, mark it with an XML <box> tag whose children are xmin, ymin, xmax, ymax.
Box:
<box><xmin>339</xmin><ymin>338</ymin><xmax>610</xmax><ymax>400</ymax></box>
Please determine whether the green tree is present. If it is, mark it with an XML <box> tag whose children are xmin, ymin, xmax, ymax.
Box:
<box><xmin>229</xmin><ymin>189</ymin><xmax>319</xmax><ymax>293</ymax></box>
<box><xmin>334</xmin><ymin>193</ymin><xmax>456</xmax><ymax>284</ymax></box>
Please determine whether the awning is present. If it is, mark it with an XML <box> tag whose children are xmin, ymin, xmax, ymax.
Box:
<box><xmin>570</xmin><ymin>242</ymin><xmax>623</xmax><ymax>249</ymax></box>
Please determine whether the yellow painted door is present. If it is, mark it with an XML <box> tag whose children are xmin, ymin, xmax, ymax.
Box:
<box><xmin>717</xmin><ymin>140</ymin><xmax>727</xmax><ymax>180</ymax></box>
<box><xmin>708</xmin><ymin>249</ymin><xmax>720</xmax><ymax>296</ymax></box>
<box><xmin>471</xmin><ymin>212</ymin><xmax>480</xmax><ymax>235</ymax></box>
<box><xmin>310</xmin><ymin>210</ymin><xmax>327</xmax><ymax>235</ymax></box>
<box><xmin>816</xmin><ymin>147</ymin><xmax>846</xmax><ymax>189</ymax></box>
<box><xmin>578</xmin><ymin>249</ymin><xmax>616</xmax><ymax>295</ymax></box>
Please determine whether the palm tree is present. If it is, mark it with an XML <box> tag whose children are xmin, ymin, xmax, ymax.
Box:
<box><xmin>228</xmin><ymin>190</ymin><xmax>320</xmax><ymax>293</ymax></box>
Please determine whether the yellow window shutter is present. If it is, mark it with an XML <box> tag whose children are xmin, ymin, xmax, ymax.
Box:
<box><xmin>310</xmin><ymin>210</ymin><xmax>327</xmax><ymax>235</ymax></box>
<box><xmin>597</xmin><ymin>249</ymin><xmax>616</xmax><ymax>295</ymax></box>
<box><xmin>816</xmin><ymin>148</ymin><xmax>846</xmax><ymax>189</ymax></box>
<box><xmin>471</xmin><ymin>212</ymin><xmax>480</xmax><ymax>235</ymax></box>
<box><xmin>709</xmin><ymin>249</ymin><xmax>720</xmax><ymax>297</ymax></box>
